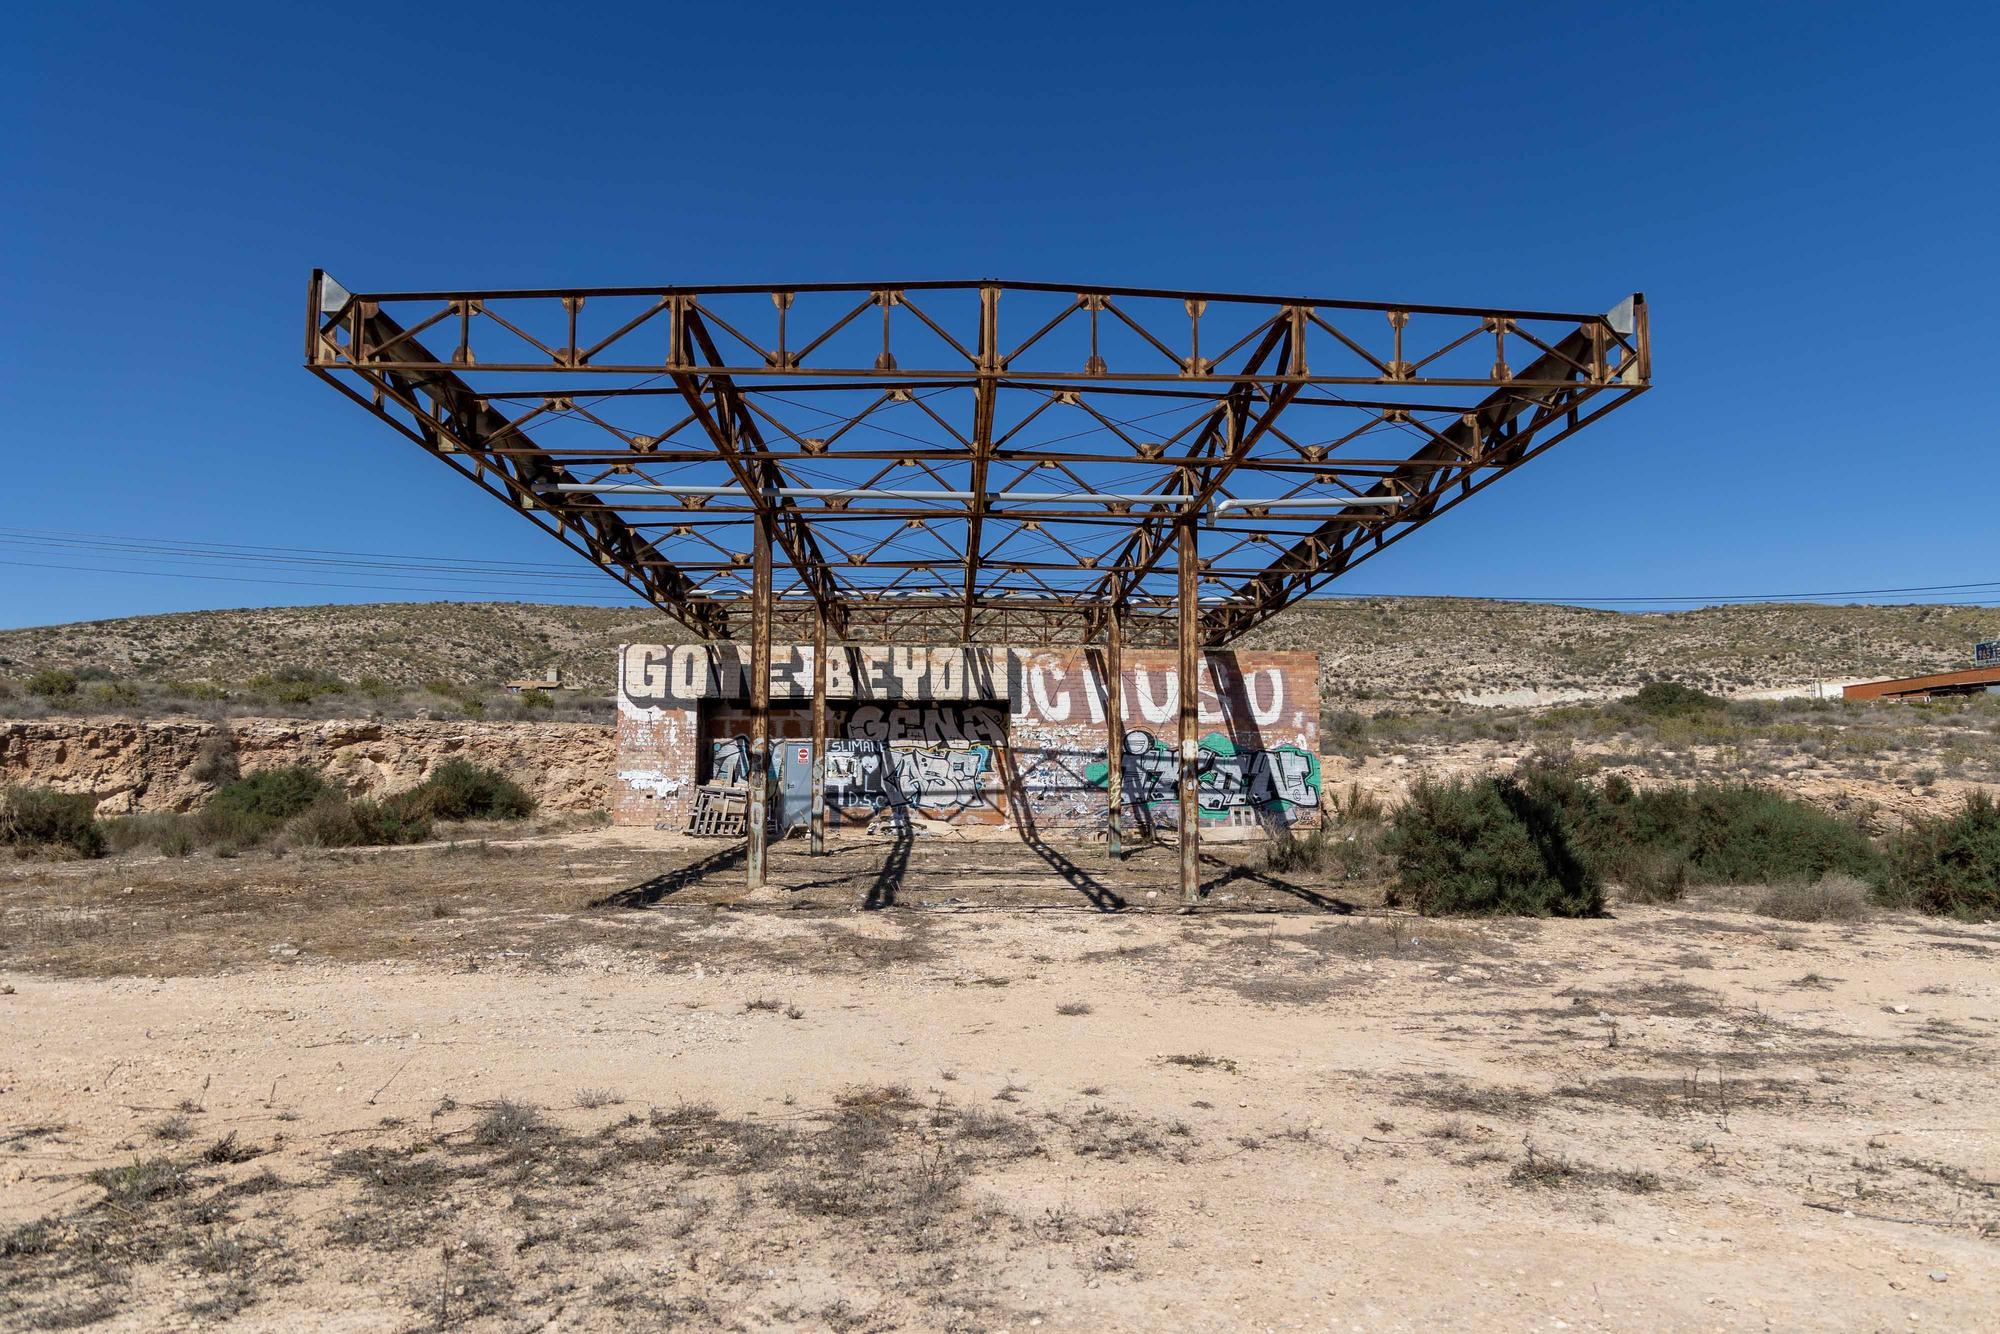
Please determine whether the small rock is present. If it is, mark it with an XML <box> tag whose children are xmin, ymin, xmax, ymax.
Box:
<box><xmin>1891</xmin><ymin>1004</ymin><xmax>1910</xmax><ymax>1014</ymax></box>
<box><xmin>1929</xmin><ymin>1270</ymin><xmax>1948</xmax><ymax>1283</ymax></box>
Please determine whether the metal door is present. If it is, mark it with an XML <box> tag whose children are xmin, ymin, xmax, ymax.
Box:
<box><xmin>776</xmin><ymin>741</ymin><xmax>815</xmax><ymax>835</ymax></box>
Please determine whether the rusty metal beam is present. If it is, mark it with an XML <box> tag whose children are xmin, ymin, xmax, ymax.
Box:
<box><xmin>306</xmin><ymin>276</ymin><xmax>1651</xmax><ymax>650</ymax></box>
<box><xmin>1177</xmin><ymin>519</ymin><xmax>1200</xmax><ymax>907</ymax></box>
<box><xmin>810</xmin><ymin>605</ymin><xmax>829</xmax><ymax>856</ymax></box>
<box><xmin>1105</xmin><ymin>601</ymin><xmax>1124</xmax><ymax>861</ymax></box>
<box><xmin>960</xmin><ymin>285</ymin><xmax>1000</xmax><ymax>642</ymax></box>
<box><xmin>1202</xmin><ymin>311</ymin><xmax>1650</xmax><ymax>643</ymax></box>
<box><xmin>746</xmin><ymin>515</ymin><xmax>774</xmax><ymax>889</ymax></box>
<box><xmin>677</xmin><ymin>308</ymin><xmax>848</xmax><ymax>637</ymax></box>
<box><xmin>304</xmin><ymin>290</ymin><xmax>728</xmax><ymax>637</ymax></box>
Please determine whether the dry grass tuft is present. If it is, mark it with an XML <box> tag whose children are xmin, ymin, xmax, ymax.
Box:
<box><xmin>1755</xmin><ymin>874</ymin><xmax>1874</xmax><ymax>923</ymax></box>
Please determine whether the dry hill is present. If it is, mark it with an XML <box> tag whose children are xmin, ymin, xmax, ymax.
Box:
<box><xmin>0</xmin><ymin>598</ymin><xmax>1990</xmax><ymax>708</ymax></box>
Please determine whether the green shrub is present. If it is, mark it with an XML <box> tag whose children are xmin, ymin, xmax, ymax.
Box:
<box><xmin>1885</xmin><ymin>793</ymin><xmax>2000</xmax><ymax>921</ymax></box>
<box><xmin>202</xmin><ymin>766</ymin><xmax>331</xmax><ymax>843</ymax></box>
<box><xmin>1319</xmin><ymin>710</ymin><xmax>1369</xmax><ymax>756</ymax></box>
<box><xmin>279</xmin><ymin>795</ymin><xmax>432</xmax><ymax>849</ymax></box>
<box><xmin>1266</xmin><ymin>820</ymin><xmax>1388</xmax><ymax>882</ymax></box>
<box><xmin>1502</xmin><ymin>755</ymin><xmax>1883</xmax><ymax>898</ymax></box>
<box><xmin>1267</xmin><ymin>823</ymin><xmax>1335</xmax><ymax>873</ymax></box>
<box><xmin>1</xmin><ymin>786</ymin><xmax>107</xmax><ymax>858</ymax></box>
<box><xmin>1622</xmin><ymin>681</ymin><xmax>1725</xmax><ymax>718</ymax></box>
<box><xmin>1613</xmin><ymin>847</ymin><xmax>1691</xmax><ymax>904</ymax></box>
<box><xmin>1383</xmin><ymin>775</ymin><xmax>1602</xmax><ymax>917</ymax></box>
<box><xmin>87</xmin><ymin>680</ymin><xmax>142</xmax><ymax>709</ymax></box>
<box><xmin>408</xmin><ymin>760</ymin><xmax>534</xmax><ymax>821</ymax></box>
<box><xmin>25</xmin><ymin>669</ymin><xmax>78</xmax><ymax>700</ymax></box>
<box><xmin>1594</xmin><ymin>784</ymin><xmax>1882</xmax><ymax>889</ymax></box>
<box><xmin>243</xmin><ymin>667</ymin><xmax>348</xmax><ymax>706</ymax></box>
<box><xmin>1333</xmin><ymin>782</ymin><xmax>1387</xmax><ymax>824</ymax></box>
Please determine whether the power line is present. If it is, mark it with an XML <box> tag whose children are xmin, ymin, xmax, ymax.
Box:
<box><xmin>1323</xmin><ymin>580</ymin><xmax>2000</xmax><ymax>606</ymax></box>
<box><xmin>0</xmin><ymin>526</ymin><xmax>1993</xmax><ymax>611</ymax></box>
<box><xmin>0</xmin><ymin>535</ymin><xmax>611</xmax><ymax>585</ymax></box>
<box><xmin>0</xmin><ymin>558</ymin><xmax>647</xmax><ymax>605</ymax></box>
<box><xmin>0</xmin><ymin>527</ymin><xmax>597</xmax><ymax>575</ymax></box>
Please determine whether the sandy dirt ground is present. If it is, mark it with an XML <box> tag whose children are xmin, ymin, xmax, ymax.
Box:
<box><xmin>2</xmin><ymin>831</ymin><xmax>1997</xmax><ymax>1332</ymax></box>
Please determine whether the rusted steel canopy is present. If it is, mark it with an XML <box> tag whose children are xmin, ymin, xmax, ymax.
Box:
<box><xmin>305</xmin><ymin>276</ymin><xmax>1650</xmax><ymax>646</ymax></box>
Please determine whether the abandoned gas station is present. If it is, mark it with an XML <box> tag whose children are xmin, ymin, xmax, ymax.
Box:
<box><xmin>613</xmin><ymin>642</ymin><xmax>1323</xmax><ymax>838</ymax></box>
<box><xmin>306</xmin><ymin>276</ymin><xmax>1650</xmax><ymax>904</ymax></box>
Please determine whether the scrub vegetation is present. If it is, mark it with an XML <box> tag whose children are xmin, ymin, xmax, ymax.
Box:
<box><xmin>6</xmin><ymin>760</ymin><xmax>537</xmax><ymax>861</ymax></box>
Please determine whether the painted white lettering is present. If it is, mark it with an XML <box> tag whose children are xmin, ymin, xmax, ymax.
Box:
<box><xmin>891</xmin><ymin>647</ymin><xmax>927</xmax><ymax>698</ymax></box>
<box><xmin>1246</xmin><ymin>668</ymin><xmax>1285</xmax><ymax>726</ymax></box>
<box><xmin>825</xmin><ymin>648</ymin><xmax>855</xmax><ymax>696</ymax></box>
<box><xmin>670</xmin><ymin>645</ymin><xmax>708</xmax><ymax>699</ymax></box>
<box><xmin>1030</xmin><ymin>664</ymin><xmax>1072</xmax><ymax>721</ymax></box>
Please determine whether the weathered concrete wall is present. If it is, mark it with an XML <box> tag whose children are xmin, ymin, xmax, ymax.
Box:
<box><xmin>0</xmin><ymin>717</ymin><xmax>614</xmax><ymax>816</ymax></box>
<box><xmin>613</xmin><ymin>644</ymin><xmax>1321</xmax><ymax>836</ymax></box>
<box><xmin>1009</xmin><ymin>649</ymin><xmax>1322</xmax><ymax>835</ymax></box>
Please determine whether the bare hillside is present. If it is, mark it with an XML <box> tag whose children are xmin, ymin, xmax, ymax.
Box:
<box><xmin>0</xmin><ymin>598</ymin><xmax>1990</xmax><ymax>707</ymax></box>
<box><xmin>1243</xmin><ymin>598</ymin><xmax>1991</xmax><ymax>707</ymax></box>
<box><xmin>0</xmin><ymin>603</ymin><xmax>690</xmax><ymax>693</ymax></box>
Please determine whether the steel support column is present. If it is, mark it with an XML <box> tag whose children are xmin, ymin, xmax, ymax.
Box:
<box><xmin>1177</xmin><ymin>520</ymin><xmax>1200</xmax><ymax>907</ymax></box>
<box><xmin>1105</xmin><ymin>602</ymin><xmax>1124</xmax><ymax>861</ymax></box>
<box><xmin>809</xmin><ymin>605</ymin><xmax>829</xmax><ymax>856</ymax></box>
<box><xmin>746</xmin><ymin>516</ymin><xmax>773</xmax><ymax>889</ymax></box>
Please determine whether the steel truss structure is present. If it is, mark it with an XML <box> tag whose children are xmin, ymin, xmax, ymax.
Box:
<box><xmin>306</xmin><ymin>274</ymin><xmax>1650</xmax><ymax>901</ymax></box>
<box><xmin>306</xmin><ymin>275</ymin><xmax>1648</xmax><ymax>648</ymax></box>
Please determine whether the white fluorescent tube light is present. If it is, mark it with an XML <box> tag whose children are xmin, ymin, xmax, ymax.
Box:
<box><xmin>544</xmin><ymin>483</ymin><xmax>1192</xmax><ymax>505</ymax></box>
<box><xmin>1211</xmin><ymin>495</ymin><xmax>1402</xmax><ymax>517</ymax></box>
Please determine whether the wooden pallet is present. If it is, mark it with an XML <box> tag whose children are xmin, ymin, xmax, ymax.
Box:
<box><xmin>685</xmin><ymin>784</ymin><xmax>749</xmax><ymax>838</ymax></box>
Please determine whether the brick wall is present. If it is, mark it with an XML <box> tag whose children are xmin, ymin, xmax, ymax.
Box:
<box><xmin>612</xmin><ymin>644</ymin><xmax>1321</xmax><ymax>836</ymax></box>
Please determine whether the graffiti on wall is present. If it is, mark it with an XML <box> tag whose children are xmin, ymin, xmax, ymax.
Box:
<box><xmin>845</xmin><ymin>703</ymin><xmax>1006</xmax><ymax>746</ymax></box>
<box><xmin>614</xmin><ymin>641</ymin><xmax>1321</xmax><ymax>832</ymax></box>
<box><xmin>710</xmin><ymin>734</ymin><xmax>752</xmax><ymax>787</ymax></box>
<box><xmin>825</xmin><ymin>740</ymin><xmax>995</xmax><ymax>819</ymax></box>
<box><xmin>1080</xmin><ymin>731</ymin><xmax>1322</xmax><ymax>824</ymax></box>
<box><xmin>706</xmin><ymin>701</ymin><xmax>1003</xmax><ymax>823</ymax></box>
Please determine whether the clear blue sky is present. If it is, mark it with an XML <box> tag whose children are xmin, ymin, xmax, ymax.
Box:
<box><xmin>5</xmin><ymin>2</ymin><xmax>1996</xmax><ymax>629</ymax></box>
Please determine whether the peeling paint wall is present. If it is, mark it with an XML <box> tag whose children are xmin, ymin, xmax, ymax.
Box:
<box><xmin>612</xmin><ymin>648</ymin><xmax>702</xmax><ymax>827</ymax></box>
<box><xmin>612</xmin><ymin>644</ymin><xmax>1320</xmax><ymax>835</ymax></box>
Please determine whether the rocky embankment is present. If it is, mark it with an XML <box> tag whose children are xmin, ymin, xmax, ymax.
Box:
<box><xmin>0</xmin><ymin>717</ymin><xmax>614</xmax><ymax>816</ymax></box>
